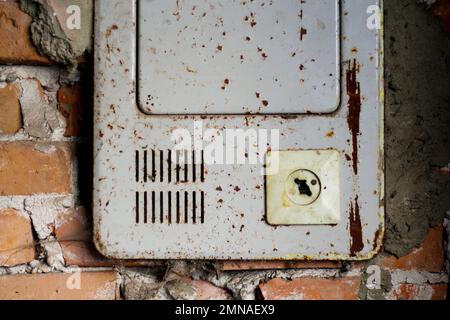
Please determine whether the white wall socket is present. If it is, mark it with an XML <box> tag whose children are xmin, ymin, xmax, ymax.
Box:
<box><xmin>266</xmin><ymin>150</ymin><xmax>341</xmax><ymax>225</ymax></box>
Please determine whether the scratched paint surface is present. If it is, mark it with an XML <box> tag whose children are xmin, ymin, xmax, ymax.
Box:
<box><xmin>138</xmin><ymin>0</ymin><xmax>340</xmax><ymax>114</ymax></box>
<box><xmin>93</xmin><ymin>0</ymin><xmax>384</xmax><ymax>260</ymax></box>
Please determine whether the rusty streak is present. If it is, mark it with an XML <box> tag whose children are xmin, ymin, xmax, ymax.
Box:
<box><xmin>346</xmin><ymin>59</ymin><xmax>361</xmax><ymax>175</ymax></box>
<box><xmin>349</xmin><ymin>196</ymin><xmax>364</xmax><ymax>256</ymax></box>
<box><xmin>373</xmin><ymin>228</ymin><xmax>382</xmax><ymax>252</ymax></box>
<box><xmin>299</xmin><ymin>27</ymin><xmax>307</xmax><ymax>41</ymax></box>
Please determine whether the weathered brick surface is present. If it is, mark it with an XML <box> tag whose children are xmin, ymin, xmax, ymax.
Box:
<box><xmin>0</xmin><ymin>83</ymin><xmax>22</xmax><ymax>134</ymax></box>
<box><xmin>391</xmin><ymin>283</ymin><xmax>448</xmax><ymax>300</ymax></box>
<box><xmin>0</xmin><ymin>272</ymin><xmax>120</xmax><ymax>300</ymax></box>
<box><xmin>58</xmin><ymin>83</ymin><xmax>86</xmax><ymax>137</ymax></box>
<box><xmin>0</xmin><ymin>209</ymin><xmax>35</xmax><ymax>266</ymax></box>
<box><xmin>258</xmin><ymin>277</ymin><xmax>361</xmax><ymax>300</ymax></box>
<box><xmin>56</xmin><ymin>207</ymin><xmax>91</xmax><ymax>242</ymax></box>
<box><xmin>55</xmin><ymin>208</ymin><xmax>154</xmax><ymax>267</ymax></box>
<box><xmin>0</xmin><ymin>0</ymin><xmax>52</xmax><ymax>64</ymax></box>
<box><xmin>60</xmin><ymin>241</ymin><xmax>115</xmax><ymax>267</ymax></box>
<box><xmin>59</xmin><ymin>240</ymin><xmax>158</xmax><ymax>268</ymax></box>
<box><xmin>381</xmin><ymin>227</ymin><xmax>444</xmax><ymax>272</ymax></box>
<box><xmin>223</xmin><ymin>260</ymin><xmax>341</xmax><ymax>271</ymax></box>
<box><xmin>433</xmin><ymin>0</ymin><xmax>450</xmax><ymax>33</ymax></box>
<box><xmin>0</xmin><ymin>142</ymin><xmax>72</xmax><ymax>195</ymax></box>
<box><xmin>55</xmin><ymin>207</ymin><xmax>120</xmax><ymax>267</ymax></box>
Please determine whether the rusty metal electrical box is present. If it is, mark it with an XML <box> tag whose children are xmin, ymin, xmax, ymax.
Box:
<box><xmin>94</xmin><ymin>0</ymin><xmax>384</xmax><ymax>260</ymax></box>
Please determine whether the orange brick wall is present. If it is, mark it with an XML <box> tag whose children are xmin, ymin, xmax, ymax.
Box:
<box><xmin>0</xmin><ymin>0</ymin><xmax>448</xmax><ymax>301</ymax></box>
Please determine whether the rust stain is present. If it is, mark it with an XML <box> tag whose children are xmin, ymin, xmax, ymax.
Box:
<box><xmin>346</xmin><ymin>59</ymin><xmax>361</xmax><ymax>175</ymax></box>
<box><xmin>105</xmin><ymin>24</ymin><xmax>118</xmax><ymax>38</ymax></box>
<box><xmin>299</xmin><ymin>27</ymin><xmax>307</xmax><ymax>41</ymax></box>
<box><xmin>373</xmin><ymin>227</ymin><xmax>382</xmax><ymax>252</ymax></box>
<box><xmin>185</xmin><ymin>67</ymin><xmax>197</xmax><ymax>74</ymax></box>
<box><xmin>349</xmin><ymin>196</ymin><xmax>364</xmax><ymax>256</ymax></box>
<box><xmin>298</xmin><ymin>6</ymin><xmax>307</xmax><ymax>41</ymax></box>
<box><xmin>221</xmin><ymin>78</ymin><xmax>230</xmax><ymax>90</ymax></box>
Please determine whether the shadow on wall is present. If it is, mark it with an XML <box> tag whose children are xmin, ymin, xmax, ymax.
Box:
<box><xmin>74</xmin><ymin>60</ymin><xmax>93</xmax><ymax>209</ymax></box>
<box><xmin>384</xmin><ymin>0</ymin><xmax>450</xmax><ymax>256</ymax></box>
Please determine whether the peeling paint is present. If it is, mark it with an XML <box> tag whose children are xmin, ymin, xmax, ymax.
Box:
<box><xmin>346</xmin><ymin>59</ymin><xmax>361</xmax><ymax>175</ymax></box>
<box><xmin>349</xmin><ymin>196</ymin><xmax>364</xmax><ymax>256</ymax></box>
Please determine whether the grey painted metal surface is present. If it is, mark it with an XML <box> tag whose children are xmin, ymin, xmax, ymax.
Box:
<box><xmin>138</xmin><ymin>0</ymin><xmax>340</xmax><ymax>114</ymax></box>
<box><xmin>94</xmin><ymin>0</ymin><xmax>384</xmax><ymax>260</ymax></box>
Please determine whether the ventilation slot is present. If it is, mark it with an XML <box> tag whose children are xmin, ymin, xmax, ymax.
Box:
<box><xmin>135</xmin><ymin>191</ymin><xmax>205</xmax><ymax>225</ymax></box>
<box><xmin>135</xmin><ymin>150</ymin><xmax>206</xmax><ymax>224</ymax></box>
<box><xmin>135</xmin><ymin>149</ymin><xmax>205</xmax><ymax>183</ymax></box>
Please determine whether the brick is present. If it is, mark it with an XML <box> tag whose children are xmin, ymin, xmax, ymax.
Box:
<box><xmin>430</xmin><ymin>284</ymin><xmax>448</xmax><ymax>300</ymax></box>
<box><xmin>0</xmin><ymin>0</ymin><xmax>52</xmax><ymax>64</ymax></box>
<box><xmin>0</xmin><ymin>142</ymin><xmax>72</xmax><ymax>195</ymax></box>
<box><xmin>391</xmin><ymin>283</ymin><xmax>448</xmax><ymax>300</ymax></box>
<box><xmin>0</xmin><ymin>84</ymin><xmax>22</xmax><ymax>134</ymax></box>
<box><xmin>60</xmin><ymin>241</ymin><xmax>115</xmax><ymax>267</ymax></box>
<box><xmin>381</xmin><ymin>226</ymin><xmax>444</xmax><ymax>272</ymax></box>
<box><xmin>55</xmin><ymin>208</ymin><xmax>155</xmax><ymax>268</ymax></box>
<box><xmin>258</xmin><ymin>277</ymin><xmax>361</xmax><ymax>300</ymax></box>
<box><xmin>57</xmin><ymin>83</ymin><xmax>87</xmax><ymax>137</ymax></box>
<box><xmin>0</xmin><ymin>209</ymin><xmax>35</xmax><ymax>267</ymax></box>
<box><xmin>56</xmin><ymin>207</ymin><xmax>91</xmax><ymax>242</ymax></box>
<box><xmin>0</xmin><ymin>272</ymin><xmax>119</xmax><ymax>300</ymax></box>
<box><xmin>59</xmin><ymin>240</ymin><xmax>155</xmax><ymax>268</ymax></box>
<box><xmin>222</xmin><ymin>260</ymin><xmax>341</xmax><ymax>271</ymax></box>
<box><xmin>433</xmin><ymin>0</ymin><xmax>450</xmax><ymax>34</ymax></box>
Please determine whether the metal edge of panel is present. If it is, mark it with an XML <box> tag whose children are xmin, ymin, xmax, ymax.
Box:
<box><xmin>92</xmin><ymin>0</ymin><xmax>385</xmax><ymax>261</ymax></box>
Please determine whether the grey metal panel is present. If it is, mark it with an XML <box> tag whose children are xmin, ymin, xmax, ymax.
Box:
<box><xmin>137</xmin><ymin>0</ymin><xmax>340</xmax><ymax>114</ymax></box>
<box><xmin>94</xmin><ymin>0</ymin><xmax>384</xmax><ymax>260</ymax></box>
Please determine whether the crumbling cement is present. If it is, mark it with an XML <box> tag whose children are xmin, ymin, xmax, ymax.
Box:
<box><xmin>19</xmin><ymin>0</ymin><xmax>93</xmax><ymax>69</ymax></box>
<box><xmin>0</xmin><ymin>66</ymin><xmax>79</xmax><ymax>140</ymax></box>
<box><xmin>19</xmin><ymin>79</ymin><xmax>65</xmax><ymax>139</ymax></box>
<box><xmin>384</xmin><ymin>0</ymin><xmax>450</xmax><ymax>256</ymax></box>
<box><xmin>24</xmin><ymin>195</ymin><xmax>74</xmax><ymax>240</ymax></box>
